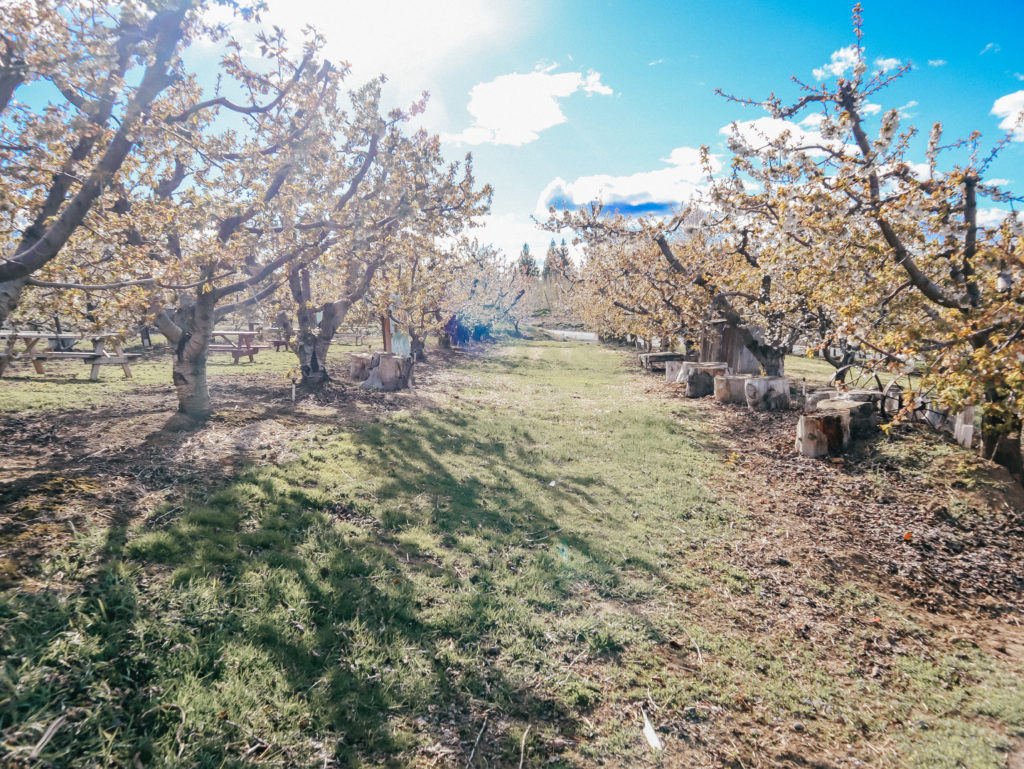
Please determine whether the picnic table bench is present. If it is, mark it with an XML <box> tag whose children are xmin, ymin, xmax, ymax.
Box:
<box><xmin>638</xmin><ymin>350</ymin><xmax>693</xmax><ymax>371</ymax></box>
<box><xmin>0</xmin><ymin>331</ymin><xmax>139</xmax><ymax>379</ymax></box>
<box><xmin>209</xmin><ymin>330</ymin><xmax>271</xmax><ymax>363</ymax></box>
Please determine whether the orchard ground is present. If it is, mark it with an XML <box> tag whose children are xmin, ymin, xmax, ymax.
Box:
<box><xmin>1</xmin><ymin>337</ymin><xmax>1023</xmax><ymax>768</ymax></box>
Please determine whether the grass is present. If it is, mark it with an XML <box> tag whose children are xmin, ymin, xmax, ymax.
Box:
<box><xmin>784</xmin><ymin>353</ymin><xmax>837</xmax><ymax>385</ymax></box>
<box><xmin>1</xmin><ymin>341</ymin><xmax>1022</xmax><ymax>767</ymax></box>
<box><xmin>0</xmin><ymin>344</ymin><xmax>368</xmax><ymax>412</ymax></box>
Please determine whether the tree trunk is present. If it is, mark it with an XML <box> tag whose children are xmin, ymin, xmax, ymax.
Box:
<box><xmin>411</xmin><ymin>332</ymin><xmax>426</xmax><ymax>362</ymax></box>
<box><xmin>290</xmin><ymin>267</ymin><xmax>332</xmax><ymax>387</ymax></box>
<box><xmin>295</xmin><ymin>328</ymin><xmax>335</xmax><ymax>387</ymax></box>
<box><xmin>172</xmin><ymin>347</ymin><xmax>211</xmax><ymax>418</ymax></box>
<box><xmin>292</xmin><ymin>290</ymin><xmax>356</xmax><ymax>388</ymax></box>
<box><xmin>169</xmin><ymin>294</ymin><xmax>215</xmax><ymax>419</ymax></box>
<box><xmin>0</xmin><ymin>277</ymin><xmax>26</xmax><ymax>327</ymax></box>
<box><xmin>980</xmin><ymin>409</ymin><xmax>1023</xmax><ymax>481</ymax></box>
<box><xmin>743</xmin><ymin>341</ymin><xmax>785</xmax><ymax>376</ymax></box>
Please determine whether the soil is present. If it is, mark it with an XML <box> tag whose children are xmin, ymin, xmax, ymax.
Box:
<box><xmin>0</xmin><ymin>346</ymin><xmax>471</xmax><ymax>586</ymax></box>
<box><xmin>647</xmin><ymin>375</ymin><xmax>1024</xmax><ymax>619</ymax></box>
<box><xmin>2</xmin><ymin>340</ymin><xmax>1023</xmax><ymax>767</ymax></box>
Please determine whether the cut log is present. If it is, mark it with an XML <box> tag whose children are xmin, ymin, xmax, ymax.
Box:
<box><xmin>835</xmin><ymin>389</ymin><xmax>883</xmax><ymax>405</ymax></box>
<box><xmin>360</xmin><ymin>352</ymin><xmax>414</xmax><ymax>391</ymax></box>
<box><xmin>666</xmin><ymin>360</ymin><xmax>685</xmax><ymax>383</ymax></box>
<box><xmin>954</xmin><ymin>407</ymin><xmax>975</xmax><ymax>448</ymax></box>
<box><xmin>350</xmin><ymin>352</ymin><xmax>374</xmax><ymax>381</ymax></box>
<box><xmin>714</xmin><ymin>374</ymin><xmax>749</xmax><ymax>404</ymax></box>
<box><xmin>816</xmin><ymin>399</ymin><xmax>877</xmax><ymax>438</ymax></box>
<box><xmin>745</xmin><ymin>376</ymin><xmax>790</xmax><ymax>411</ymax></box>
<box><xmin>806</xmin><ymin>389</ymin><xmax>840</xmax><ymax>409</ymax></box>
<box><xmin>686</xmin><ymin>363</ymin><xmax>729</xmax><ymax>398</ymax></box>
<box><xmin>795</xmin><ymin>412</ymin><xmax>848</xmax><ymax>457</ymax></box>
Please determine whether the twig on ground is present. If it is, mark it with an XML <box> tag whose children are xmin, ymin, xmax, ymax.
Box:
<box><xmin>553</xmin><ymin>649</ymin><xmax>588</xmax><ymax>685</ymax></box>
<box><xmin>681</xmin><ymin>625</ymin><xmax>704</xmax><ymax>666</ymax></box>
<box><xmin>465</xmin><ymin>714</ymin><xmax>488</xmax><ymax>769</ymax></box>
<box><xmin>518</xmin><ymin>725</ymin><xmax>531</xmax><ymax>769</ymax></box>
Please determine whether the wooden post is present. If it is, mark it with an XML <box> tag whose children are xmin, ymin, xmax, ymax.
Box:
<box><xmin>381</xmin><ymin>316</ymin><xmax>392</xmax><ymax>353</ymax></box>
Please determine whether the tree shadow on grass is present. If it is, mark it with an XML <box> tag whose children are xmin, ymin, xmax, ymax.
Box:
<box><xmin>1</xmin><ymin>344</ymin><xmax>738</xmax><ymax>768</ymax></box>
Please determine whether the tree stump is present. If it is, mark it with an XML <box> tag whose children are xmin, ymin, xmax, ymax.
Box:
<box><xmin>666</xmin><ymin>360</ymin><xmax>685</xmax><ymax>383</ymax></box>
<box><xmin>685</xmin><ymin>363</ymin><xmax>729</xmax><ymax>398</ymax></box>
<box><xmin>350</xmin><ymin>352</ymin><xmax>374</xmax><ymax>381</ymax></box>
<box><xmin>359</xmin><ymin>353</ymin><xmax>414</xmax><ymax>391</ymax></box>
<box><xmin>714</xmin><ymin>374</ymin><xmax>749</xmax><ymax>404</ymax></box>
<box><xmin>954</xmin><ymin>407</ymin><xmax>975</xmax><ymax>448</ymax></box>
<box><xmin>835</xmin><ymin>389</ymin><xmax>883</xmax><ymax>406</ymax></box>
<box><xmin>745</xmin><ymin>376</ymin><xmax>790</xmax><ymax>411</ymax></box>
<box><xmin>795</xmin><ymin>412</ymin><xmax>848</xmax><ymax>457</ymax></box>
<box><xmin>816</xmin><ymin>399</ymin><xmax>877</xmax><ymax>438</ymax></box>
<box><xmin>806</xmin><ymin>390</ymin><xmax>840</xmax><ymax>409</ymax></box>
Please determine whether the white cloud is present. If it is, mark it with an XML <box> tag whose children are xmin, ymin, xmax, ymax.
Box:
<box><xmin>897</xmin><ymin>100</ymin><xmax>918</xmax><ymax>118</ymax></box>
<box><xmin>649</xmin><ymin>58</ymin><xmax>664</xmax><ymax>67</ymax></box>
<box><xmin>535</xmin><ymin>146</ymin><xmax>720</xmax><ymax>218</ymax></box>
<box><xmin>581</xmin><ymin>70</ymin><xmax>613</xmax><ymax>96</ymax></box>
<box><xmin>1016</xmin><ymin>73</ymin><xmax>1024</xmax><ymax>82</ymax></box>
<box><xmin>928</xmin><ymin>59</ymin><xmax>947</xmax><ymax>67</ymax></box>
<box><xmin>977</xmin><ymin>208</ymin><xmax>1011</xmax><ymax>229</ymax></box>
<box><xmin>813</xmin><ymin>45</ymin><xmax>860</xmax><ymax>81</ymax></box>
<box><xmin>980</xmin><ymin>42</ymin><xmax>1001</xmax><ymax>55</ymax></box>
<box><xmin>874</xmin><ymin>56</ymin><xmax>902</xmax><ymax>73</ymax></box>
<box><xmin>986</xmin><ymin>178</ymin><xmax>1012</xmax><ymax>186</ymax></box>
<box><xmin>992</xmin><ymin>90</ymin><xmax>1024</xmax><ymax>140</ymax></box>
<box><xmin>443</xmin><ymin>68</ymin><xmax>614</xmax><ymax>146</ymax></box>
<box><xmin>467</xmin><ymin>211</ymin><xmax>550</xmax><ymax>260</ymax></box>
<box><xmin>861</xmin><ymin>102</ymin><xmax>882</xmax><ymax>115</ymax></box>
<box><xmin>198</xmin><ymin>0</ymin><xmax>529</xmax><ymax>134</ymax></box>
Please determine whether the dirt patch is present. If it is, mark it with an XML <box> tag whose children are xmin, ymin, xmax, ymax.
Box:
<box><xmin>633</xmin><ymin>361</ymin><xmax>1024</xmax><ymax>624</ymax></box>
<box><xmin>0</xmin><ymin>347</ymin><xmax>470</xmax><ymax>586</ymax></box>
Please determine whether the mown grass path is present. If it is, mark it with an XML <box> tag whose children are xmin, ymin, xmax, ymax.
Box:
<box><xmin>2</xmin><ymin>340</ymin><xmax>1021</xmax><ymax>768</ymax></box>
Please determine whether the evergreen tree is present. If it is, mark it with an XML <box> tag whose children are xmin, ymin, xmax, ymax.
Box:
<box><xmin>542</xmin><ymin>239</ymin><xmax>558</xmax><ymax>280</ymax></box>
<box><xmin>517</xmin><ymin>243</ymin><xmax>538</xmax><ymax>277</ymax></box>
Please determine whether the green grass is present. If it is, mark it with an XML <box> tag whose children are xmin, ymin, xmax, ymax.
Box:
<box><xmin>0</xmin><ymin>344</ymin><xmax>367</xmax><ymax>412</ymax></box>
<box><xmin>784</xmin><ymin>353</ymin><xmax>838</xmax><ymax>385</ymax></box>
<box><xmin>1</xmin><ymin>341</ymin><xmax>1021</xmax><ymax>767</ymax></box>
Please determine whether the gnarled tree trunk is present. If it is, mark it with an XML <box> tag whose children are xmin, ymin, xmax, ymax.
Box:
<box><xmin>746</xmin><ymin>341</ymin><xmax>785</xmax><ymax>376</ymax></box>
<box><xmin>980</xmin><ymin>405</ymin><xmax>1023</xmax><ymax>481</ymax></box>
<box><xmin>155</xmin><ymin>292</ymin><xmax>215</xmax><ymax>419</ymax></box>
<box><xmin>0</xmin><ymin>278</ymin><xmax>25</xmax><ymax>326</ymax></box>
<box><xmin>289</xmin><ymin>257</ymin><xmax>381</xmax><ymax>388</ymax></box>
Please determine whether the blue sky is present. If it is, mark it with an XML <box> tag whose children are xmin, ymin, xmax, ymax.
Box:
<box><xmin>206</xmin><ymin>0</ymin><xmax>1024</xmax><ymax>256</ymax></box>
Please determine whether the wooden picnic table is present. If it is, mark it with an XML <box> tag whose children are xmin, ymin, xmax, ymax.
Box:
<box><xmin>209</xmin><ymin>330</ymin><xmax>272</xmax><ymax>363</ymax></box>
<box><xmin>638</xmin><ymin>350</ymin><xmax>693</xmax><ymax>371</ymax></box>
<box><xmin>0</xmin><ymin>331</ymin><xmax>139</xmax><ymax>379</ymax></box>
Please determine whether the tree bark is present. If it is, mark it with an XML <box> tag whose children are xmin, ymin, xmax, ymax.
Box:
<box><xmin>290</xmin><ymin>256</ymin><xmax>382</xmax><ymax>387</ymax></box>
<box><xmin>0</xmin><ymin>277</ymin><xmax>25</xmax><ymax>325</ymax></box>
<box><xmin>749</xmin><ymin>344</ymin><xmax>785</xmax><ymax>376</ymax></box>
<box><xmin>980</xmin><ymin>407</ymin><xmax>1023</xmax><ymax>481</ymax></box>
<box><xmin>0</xmin><ymin>4</ymin><xmax>189</xmax><ymax>306</ymax></box>
<box><xmin>156</xmin><ymin>292</ymin><xmax>216</xmax><ymax>419</ymax></box>
<box><xmin>410</xmin><ymin>332</ymin><xmax>426</xmax><ymax>362</ymax></box>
